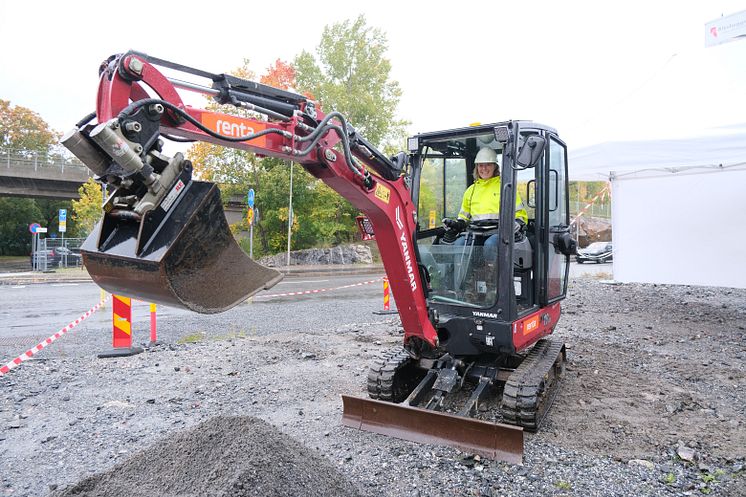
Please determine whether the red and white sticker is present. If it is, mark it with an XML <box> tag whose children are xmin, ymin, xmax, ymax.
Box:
<box><xmin>161</xmin><ymin>179</ymin><xmax>185</xmax><ymax>212</ymax></box>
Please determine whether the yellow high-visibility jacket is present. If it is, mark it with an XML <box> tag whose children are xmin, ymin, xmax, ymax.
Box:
<box><xmin>457</xmin><ymin>176</ymin><xmax>528</xmax><ymax>224</ymax></box>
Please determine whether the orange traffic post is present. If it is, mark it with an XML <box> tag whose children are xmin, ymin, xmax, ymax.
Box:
<box><xmin>383</xmin><ymin>277</ymin><xmax>391</xmax><ymax>311</ymax></box>
<box><xmin>373</xmin><ymin>276</ymin><xmax>398</xmax><ymax>315</ymax></box>
<box><xmin>149</xmin><ymin>303</ymin><xmax>158</xmax><ymax>345</ymax></box>
<box><xmin>113</xmin><ymin>295</ymin><xmax>132</xmax><ymax>348</ymax></box>
<box><xmin>98</xmin><ymin>295</ymin><xmax>143</xmax><ymax>358</ymax></box>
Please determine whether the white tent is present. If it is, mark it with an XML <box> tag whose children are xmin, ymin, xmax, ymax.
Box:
<box><xmin>568</xmin><ymin>124</ymin><xmax>746</xmax><ymax>289</ymax></box>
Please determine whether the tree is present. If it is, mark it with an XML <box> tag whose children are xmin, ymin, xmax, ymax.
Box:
<box><xmin>260</xmin><ymin>59</ymin><xmax>297</xmax><ymax>90</ymax></box>
<box><xmin>291</xmin><ymin>15</ymin><xmax>410</xmax><ymax>245</ymax></box>
<box><xmin>293</xmin><ymin>15</ymin><xmax>409</xmax><ymax>149</ymax></box>
<box><xmin>188</xmin><ymin>17</ymin><xmax>410</xmax><ymax>255</ymax></box>
<box><xmin>0</xmin><ymin>197</ymin><xmax>42</xmax><ymax>255</ymax></box>
<box><xmin>0</xmin><ymin>100</ymin><xmax>58</xmax><ymax>151</ymax></box>
<box><xmin>71</xmin><ymin>178</ymin><xmax>104</xmax><ymax>237</ymax></box>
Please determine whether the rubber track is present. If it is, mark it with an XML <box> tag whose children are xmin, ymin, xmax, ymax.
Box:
<box><xmin>500</xmin><ymin>338</ymin><xmax>566</xmax><ymax>431</ymax></box>
<box><xmin>367</xmin><ymin>347</ymin><xmax>413</xmax><ymax>402</ymax></box>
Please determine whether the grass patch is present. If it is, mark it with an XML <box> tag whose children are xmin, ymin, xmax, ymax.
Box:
<box><xmin>664</xmin><ymin>473</ymin><xmax>676</xmax><ymax>485</ymax></box>
<box><xmin>178</xmin><ymin>330</ymin><xmax>250</xmax><ymax>344</ymax></box>
<box><xmin>178</xmin><ymin>332</ymin><xmax>205</xmax><ymax>344</ymax></box>
<box><xmin>554</xmin><ymin>480</ymin><xmax>571</xmax><ymax>491</ymax></box>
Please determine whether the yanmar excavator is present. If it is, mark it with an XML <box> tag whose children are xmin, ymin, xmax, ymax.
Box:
<box><xmin>62</xmin><ymin>51</ymin><xmax>576</xmax><ymax>464</ymax></box>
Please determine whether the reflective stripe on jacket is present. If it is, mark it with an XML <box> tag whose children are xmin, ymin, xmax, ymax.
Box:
<box><xmin>458</xmin><ymin>175</ymin><xmax>528</xmax><ymax>224</ymax></box>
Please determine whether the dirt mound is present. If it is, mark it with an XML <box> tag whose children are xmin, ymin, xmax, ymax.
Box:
<box><xmin>51</xmin><ymin>416</ymin><xmax>361</xmax><ymax>497</ymax></box>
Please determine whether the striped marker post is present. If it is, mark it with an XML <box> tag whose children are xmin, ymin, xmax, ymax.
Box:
<box><xmin>373</xmin><ymin>276</ymin><xmax>398</xmax><ymax>315</ymax></box>
<box><xmin>383</xmin><ymin>277</ymin><xmax>391</xmax><ymax>311</ymax></box>
<box><xmin>149</xmin><ymin>303</ymin><xmax>158</xmax><ymax>345</ymax></box>
<box><xmin>98</xmin><ymin>295</ymin><xmax>143</xmax><ymax>358</ymax></box>
<box><xmin>112</xmin><ymin>295</ymin><xmax>132</xmax><ymax>348</ymax></box>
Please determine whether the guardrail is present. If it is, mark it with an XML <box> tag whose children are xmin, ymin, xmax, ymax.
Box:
<box><xmin>1</xmin><ymin>148</ymin><xmax>88</xmax><ymax>174</ymax></box>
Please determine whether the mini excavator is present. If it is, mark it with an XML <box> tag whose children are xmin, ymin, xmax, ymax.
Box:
<box><xmin>63</xmin><ymin>51</ymin><xmax>577</xmax><ymax>463</ymax></box>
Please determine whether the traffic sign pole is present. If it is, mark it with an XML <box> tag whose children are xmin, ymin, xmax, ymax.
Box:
<box><xmin>247</xmin><ymin>189</ymin><xmax>255</xmax><ymax>259</ymax></box>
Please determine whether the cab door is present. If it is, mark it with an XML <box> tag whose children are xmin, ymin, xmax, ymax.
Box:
<box><xmin>542</xmin><ymin>136</ymin><xmax>571</xmax><ymax>303</ymax></box>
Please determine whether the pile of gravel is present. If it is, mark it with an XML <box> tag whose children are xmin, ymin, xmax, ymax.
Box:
<box><xmin>51</xmin><ymin>416</ymin><xmax>361</xmax><ymax>497</ymax></box>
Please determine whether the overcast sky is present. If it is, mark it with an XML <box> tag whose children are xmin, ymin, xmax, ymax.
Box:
<box><xmin>1</xmin><ymin>0</ymin><xmax>745</xmax><ymax>150</ymax></box>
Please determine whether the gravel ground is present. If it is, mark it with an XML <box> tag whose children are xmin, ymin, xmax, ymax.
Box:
<box><xmin>1</xmin><ymin>277</ymin><xmax>744</xmax><ymax>497</ymax></box>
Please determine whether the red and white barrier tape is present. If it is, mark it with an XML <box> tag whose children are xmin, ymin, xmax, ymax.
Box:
<box><xmin>253</xmin><ymin>277</ymin><xmax>383</xmax><ymax>299</ymax></box>
<box><xmin>570</xmin><ymin>185</ymin><xmax>610</xmax><ymax>226</ymax></box>
<box><xmin>0</xmin><ymin>296</ymin><xmax>110</xmax><ymax>377</ymax></box>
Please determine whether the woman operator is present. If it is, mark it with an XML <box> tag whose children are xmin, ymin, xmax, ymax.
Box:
<box><xmin>442</xmin><ymin>147</ymin><xmax>528</xmax><ymax>259</ymax></box>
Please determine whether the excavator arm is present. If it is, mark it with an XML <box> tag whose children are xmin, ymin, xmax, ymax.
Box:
<box><xmin>63</xmin><ymin>51</ymin><xmax>438</xmax><ymax>350</ymax></box>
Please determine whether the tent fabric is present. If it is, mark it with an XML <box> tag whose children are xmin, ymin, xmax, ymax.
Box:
<box><xmin>568</xmin><ymin>123</ymin><xmax>746</xmax><ymax>181</ymax></box>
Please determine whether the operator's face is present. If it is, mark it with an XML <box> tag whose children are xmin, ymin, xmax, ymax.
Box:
<box><xmin>476</xmin><ymin>162</ymin><xmax>497</xmax><ymax>179</ymax></box>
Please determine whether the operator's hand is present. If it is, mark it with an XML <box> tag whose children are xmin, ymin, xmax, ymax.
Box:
<box><xmin>513</xmin><ymin>219</ymin><xmax>527</xmax><ymax>240</ymax></box>
<box><xmin>441</xmin><ymin>218</ymin><xmax>466</xmax><ymax>244</ymax></box>
<box><xmin>442</xmin><ymin>218</ymin><xmax>467</xmax><ymax>232</ymax></box>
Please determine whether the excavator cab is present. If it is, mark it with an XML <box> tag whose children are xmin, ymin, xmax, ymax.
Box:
<box><xmin>410</xmin><ymin>121</ymin><xmax>574</xmax><ymax>356</ymax></box>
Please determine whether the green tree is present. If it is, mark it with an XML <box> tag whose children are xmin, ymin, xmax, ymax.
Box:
<box><xmin>0</xmin><ymin>197</ymin><xmax>42</xmax><ymax>255</ymax></box>
<box><xmin>293</xmin><ymin>15</ymin><xmax>409</xmax><ymax>148</ymax></box>
<box><xmin>71</xmin><ymin>178</ymin><xmax>104</xmax><ymax>237</ymax></box>
<box><xmin>291</xmin><ymin>15</ymin><xmax>410</xmax><ymax>244</ymax></box>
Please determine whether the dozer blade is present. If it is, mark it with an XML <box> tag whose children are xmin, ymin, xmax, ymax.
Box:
<box><xmin>341</xmin><ymin>395</ymin><xmax>523</xmax><ymax>464</ymax></box>
<box><xmin>81</xmin><ymin>180</ymin><xmax>282</xmax><ymax>313</ymax></box>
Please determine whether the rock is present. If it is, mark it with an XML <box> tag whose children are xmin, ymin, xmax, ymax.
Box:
<box><xmin>258</xmin><ymin>244</ymin><xmax>373</xmax><ymax>267</ymax></box>
<box><xmin>677</xmin><ymin>446</ymin><xmax>696</xmax><ymax>462</ymax></box>
<box><xmin>628</xmin><ymin>459</ymin><xmax>655</xmax><ymax>470</ymax></box>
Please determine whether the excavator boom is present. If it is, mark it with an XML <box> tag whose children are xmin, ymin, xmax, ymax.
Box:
<box><xmin>63</xmin><ymin>50</ymin><xmax>438</xmax><ymax>346</ymax></box>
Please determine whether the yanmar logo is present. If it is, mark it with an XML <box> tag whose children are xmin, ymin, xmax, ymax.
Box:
<box><xmin>472</xmin><ymin>311</ymin><xmax>498</xmax><ymax>319</ymax></box>
<box><xmin>396</xmin><ymin>206</ymin><xmax>417</xmax><ymax>292</ymax></box>
<box><xmin>400</xmin><ymin>231</ymin><xmax>417</xmax><ymax>292</ymax></box>
<box><xmin>200</xmin><ymin>113</ymin><xmax>267</xmax><ymax>147</ymax></box>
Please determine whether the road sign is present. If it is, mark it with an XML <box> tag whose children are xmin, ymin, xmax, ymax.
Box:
<box><xmin>247</xmin><ymin>189</ymin><xmax>255</xmax><ymax>208</ymax></box>
<box><xmin>247</xmin><ymin>207</ymin><xmax>255</xmax><ymax>226</ymax></box>
<box><xmin>59</xmin><ymin>209</ymin><xmax>67</xmax><ymax>233</ymax></box>
<box><xmin>29</xmin><ymin>223</ymin><xmax>41</xmax><ymax>234</ymax></box>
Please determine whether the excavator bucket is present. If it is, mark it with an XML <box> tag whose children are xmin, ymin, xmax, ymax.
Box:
<box><xmin>81</xmin><ymin>180</ymin><xmax>283</xmax><ymax>313</ymax></box>
<box><xmin>341</xmin><ymin>395</ymin><xmax>524</xmax><ymax>464</ymax></box>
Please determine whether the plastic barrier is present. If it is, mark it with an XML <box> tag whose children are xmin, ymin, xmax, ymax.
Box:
<box><xmin>0</xmin><ymin>297</ymin><xmax>109</xmax><ymax>377</ymax></box>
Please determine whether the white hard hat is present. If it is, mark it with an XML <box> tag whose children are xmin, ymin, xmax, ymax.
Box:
<box><xmin>475</xmin><ymin>147</ymin><xmax>498</xmax><ymax>164</ymax></box>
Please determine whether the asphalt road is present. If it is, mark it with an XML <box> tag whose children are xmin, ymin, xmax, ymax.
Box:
<box><xmin>0</xmin><ymin>261</ymin><xmax>611</xmax><ymax>347</ymax></box>
<box><xmin>0</xmin><ymin>274</ymin><xmax>390</xmax><ymax>350</ymax></box>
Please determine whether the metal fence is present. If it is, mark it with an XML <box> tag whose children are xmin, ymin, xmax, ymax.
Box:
<box><xmin>1</xmin><ymin>147</ymin><xmax>88</xmax><ymax>174</ymax></box>
<box><xmin>570</xmin><ymin>200</ymin><xmax>611</xmax><ymax>219</ymax></box>
<box><xmin>31</xmin><ymin>238</ymin><xmax>85</xmax><ymax>272</ymax></box>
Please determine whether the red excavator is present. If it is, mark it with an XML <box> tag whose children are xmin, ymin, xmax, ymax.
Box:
<box><xmin>62</xmin><ymin>51</ymin><xmax>576</xmax><ymax>464</ymax></box>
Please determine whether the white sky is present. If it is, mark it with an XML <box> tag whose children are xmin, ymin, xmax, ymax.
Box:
<box><xmin>1</xmin><ymin>0</ymin><xmax>745</xmax><ymax>150</ymax></box>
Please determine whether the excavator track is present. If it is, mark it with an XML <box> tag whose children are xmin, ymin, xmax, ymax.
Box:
<box><xmin>500</xmin><ymin>338</ymin><xmax>566</xmax><ymax>431</ymax></box>
<box><xmin>367</xmin><ymin>347</ymin><xmax>425</xmax><ymax>403</ymax></box>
